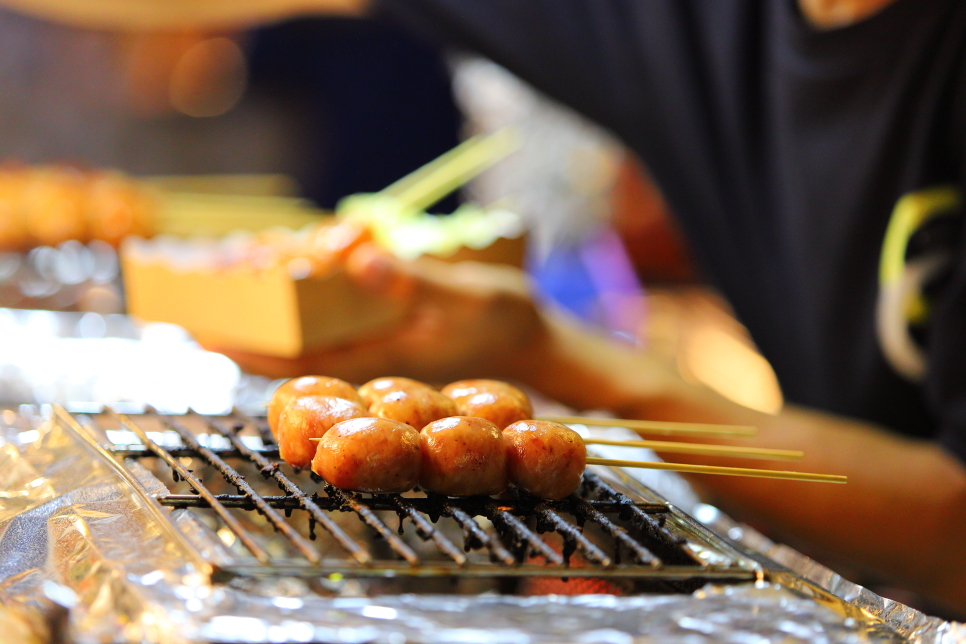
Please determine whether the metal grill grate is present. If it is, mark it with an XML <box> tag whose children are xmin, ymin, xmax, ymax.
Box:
<box><xmin>57</xmin><ymin>406</ymin><xmax>764</xmax><ymax>588</ymax></box>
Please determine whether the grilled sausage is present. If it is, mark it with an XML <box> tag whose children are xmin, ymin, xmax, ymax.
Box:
<box><xmin>357</xmin><ymin>376</ymin><xmax>434</xmax><ymax>407</ymax></box>
<box><xmin>277</xmin><ymin>395</ymin><xmax>371</xmax><ymax>469</ymax></box>
<box><xmin>368</xmin><ymin>387</ymin><xmax>458</xmax><ymax>431</ymax></box>
<box><xmin>419</xmin><ymin>416</ymin><xmax>507</xmax><ymax>496</ymax></box>
<box><xmin>268</xmin><ymin>376</ymin><xmax>362</xmax><ymax>437</ymax></box>
<box><xmin>504</xmin><ymin>420</ymin><xmax>586</xmax><ymax>500</ymax></box>
<box><xmin>441</xmin><ymin>379</ymin><xmax>533</xmax><ymax>429</ymax></box>
<box><xmin>312</xmin><ymin>417</ymin><xmax>421</xmax><ymax>494</ymax></box>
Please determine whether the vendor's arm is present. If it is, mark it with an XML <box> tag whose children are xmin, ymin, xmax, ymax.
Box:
<box><xmin>224</xmin><ymin>244</ymin><xmax>966</xmax><ymax>619</ymax></box>
<box><xmin>528</xmin><ymin>308</ymin><xmax>966</xmax><ymax>619</ymax></box>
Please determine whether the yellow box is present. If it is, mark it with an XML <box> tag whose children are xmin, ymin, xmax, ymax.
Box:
<box><xmin>122</xmin><ymin>255</ymin><xmax>406</xmax><ymax>358</ymax></box>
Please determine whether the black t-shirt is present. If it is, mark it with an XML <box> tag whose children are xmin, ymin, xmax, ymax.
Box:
<box><xmin>374</xmin><ymin>0</ymin><xmax>966</xmax><ymax>462</ymax></box>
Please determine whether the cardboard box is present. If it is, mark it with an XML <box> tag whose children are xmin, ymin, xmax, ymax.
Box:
<box><xmin>432</xmin><ymin>233</ymin><xmax>526</xmax><ymax>267</ymax></box>
<box><xmin>122</xmin><ymin>221</ymin><xmax>526</xmax><ymax>358</ymax></box>
<box><xmin>122</xmin><ymin>255</ymin><xmax>406</xmax><ymax>358</ymax></box>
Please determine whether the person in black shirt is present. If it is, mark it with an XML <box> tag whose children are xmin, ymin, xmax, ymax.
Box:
<box><xmin>6</xmin><ymin>0</ymin><xmax>966</xmax><ymax>617</ymax></box>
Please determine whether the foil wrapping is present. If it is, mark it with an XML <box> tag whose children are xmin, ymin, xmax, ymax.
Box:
<box><xmin>1</xmin><ymin>412</ymin><xmax>962</xmax><ymax>644</ymax></box>
<box><xmin>693</xmin><ymin>505</ymin><xmax>966</xmax><ymax>644</ymax></box>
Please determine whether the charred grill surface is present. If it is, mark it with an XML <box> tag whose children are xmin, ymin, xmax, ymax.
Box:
<box><xmin>69</xmin><ymin>407</ymin><xmax>760</xmax><ymax>587</ymax></box>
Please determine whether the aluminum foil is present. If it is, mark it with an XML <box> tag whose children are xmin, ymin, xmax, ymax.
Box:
<box><xmin>567</xmin><ymin>423</ymin><xmax>966</xmax><ymax>644</ymax></box>
<box><xmin>0</xmin><ymin>307</ymin><xmax>275</xmax><ymax>413</ymax></box>
<box><xmin>0</xmin><ymin>411</ymin><xmax>960</xmax><ymax>644</ymax></box>
<box><xmin>692</xmin><ymin>505</ymin><xmax>966</xmax><ymax>644</ymax></box>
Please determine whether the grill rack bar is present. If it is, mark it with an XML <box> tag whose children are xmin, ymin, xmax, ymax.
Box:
<box><xmin>319</xmin><ymin>482</ymin><xmax>421</xmax><ymax>565</ymax></box>
<box><xmin>441</xmin><ymin>500</ymin><xmax>517</xmax><ymax>565</ymax></box>
<box><xmin>389</xmin><ymin>495</ymin><xmax>468</xmax><ymax>565</ymax></box>
<box><xmin>231</xmin><ymin>410</ymin><xmax>441</xmax><ymax>566</ymax></box>
<box><xmin>94</xmin><ymin>408</ymin><xmax>758</xmax><ymax>579</ymax></box>
<box><xmin>108</xmin><ymin>408</ymin><xmax>271</xmax><ymax>564</ymax></box>
<box><xmin>532</xmin><ymin>503</ymin><xmax>612</xmax><ymax>566</ymax></box>
<box><xmin>567</xmin><ymin>494</ymin><xmax>659</xmax><ymax>566</ymax></box>
<box><xmin>206</xmin><ymin>409</ymin><xmax>417</xmax><ymax>566</ymax></box>
<box><xmin>154</xmin><ymin>493</ymin><xmax>667</xmax><ymax>516</ymax></box>
<box><xmin>481</xmin><ymin>501</ymin><xmax>564</xmax><ymax>565</ymax></box>
<box><xmin>157</xmin><ymin>412</ymin><xmax>322</xmax><ymax>564</ymax></box>
<box><xmin>582</xmin><ymin>473</ymin><xmax>701</xmax><ymax>566</ymax></box>
<box><xmin>200</xmin><ymin>413</ymin><xmax>372</xmax><ymax>564</ymax></box>
<box><xmin>221</xmin><ymin>561</ymin><xmax>760</xmax><ymax>581</ymax></box>
<box><xmin>109</xmin><ymin>445</ymin><xmax>279</xmax><ymax>458</ymax></box>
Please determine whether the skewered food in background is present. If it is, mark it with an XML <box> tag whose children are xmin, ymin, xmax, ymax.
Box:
<box><xmin>127</xmin><ymin>219</ymin><xmax>372</xmax><ymax>278</ymax></box>
<box><xmin>276</xmin><ymin>395</ymin><xmax>371</xmax><ymax>469</ymax></box>
<box><xmin>311</xmin><ymin>417</ymin><xmax>421</xmax><ymax>494</ymax></box>
<box><xmin>419</xmin><ymin>416</ymin><xmax>507</xmax><ymax>496</ymax></box>
<box><xmin>363</xmin><ymin>377</ymin><xmax>459</xmax><ymax>430</ymax></box>
<box><xmin>504</xmin><ymin>420</ymin><xmax>587</xmax><ymax>500</ymax></box>
<box><xmin>123</xmin><ymin>133</ymin><xmax>527</xmax><ymax>359</ymax></box>
<box><xmin>0</xmin><ymin>163</ymin><xmax>156</xmax><ymax>251</ymax></box>
<box><xmin>122</xmin><ymin>220</ymin><xmax>405</xmax><ymax>358</ymax></box>
<box><xmin>441</xmin><ymin>379</ymin><xmax>533</xmax><ymax>429</ymax></box>
<box><xmin>267</xmin><ymin>375</ymin><xmax>362</xmax><ymax>436</ymax></box>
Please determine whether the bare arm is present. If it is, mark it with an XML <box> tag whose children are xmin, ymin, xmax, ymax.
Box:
<box><xmin>524</xmin><ymin>310</ymin><xmax>966</xmax><ymax>619</ymax></box>
<box><xmin>220</xmin><ymin>245</ymin><xmax>966</xmax><ymax>618</ymax></box>
<box><xmin>0</xmin><ymin>0</ymin><xmax>368</xmax><ymax>30</ymax></box>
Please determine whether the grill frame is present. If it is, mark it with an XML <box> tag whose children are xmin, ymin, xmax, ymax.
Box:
<box><xmin>54</xmin><ymin>405</ymin><xmax>767</xmax><ymax>587</ymax></box>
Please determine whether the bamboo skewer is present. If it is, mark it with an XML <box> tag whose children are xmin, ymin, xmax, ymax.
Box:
<box><xmin>309</xmin><ymin>435</ymin><xmax>800</xmax><ymax>462</ymax></box>
<box><xmin>582</xmin><ymin>437</ymin><xmax>803</xmax><ymax>461</ymax></box>
<box><xmin>158</xmin><ymin>130</ymin><xmax>518</xmax><ymax>238</ymax></box>
<box><xmin>382</xmin><ymin>129</ymin><xmax>520</xmax><ymax>212</ymax></box>
<box><xmin>538</xmin><ymin>415</ymin><xmax>757</xmax><ymax>438</ymax></box>
<box><xmin>309</xmin><ymin>438</ymin><xmax>805</xmax><ymax>461</ymax></box>
<box><xmin>380</xmin><ymin>135</ymin><xmax>488</xmax><ymax>199</ymax></box>
<box><xmin>585</xmin><ymin>457</ymin><xmax>846</xmax><ymax>484</ymax></box>
<box><xmin>306</xmin><ymin>439</ymin><xmax>839</xmax><ymax>483</ymax></box>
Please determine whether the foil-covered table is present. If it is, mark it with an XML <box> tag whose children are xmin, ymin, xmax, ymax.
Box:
<box><xmin>2</xmin><ymin>409</ymin><xmax>962</xmax><ymax>644</ymax></box>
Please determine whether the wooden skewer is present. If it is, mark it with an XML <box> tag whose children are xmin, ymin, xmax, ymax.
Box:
<box><xmin>582</xmin><ymin>437</ymin><xmax>803</xmax><ymax>461</ymax></box>
<box><xmin>309</xmin><ymin>440</ymin><xmax>839</xmax><ymax>482</ymax></box>
<box><xmin>381</xmin><ymin>135</ymin><xmax>489</xmax><ymax>199</ymax></box>
<box><xmin>539</xmin><ymin>415</ymin><xmax>757</xmax><ymax>438</ymax></box>
<box><xmin>310</xmin><ymin>435</ymin><xmax>800</xmax><ymax>461</ymax></box>
<box><xmin>382</xmin><ymin>129</ymin><xmax>519</xmax><ymax>212</ymax></box>
<box><xmin>585</xmin><ymin>457</ymin><xmax>846</xmax><ymax>484</ymax></box>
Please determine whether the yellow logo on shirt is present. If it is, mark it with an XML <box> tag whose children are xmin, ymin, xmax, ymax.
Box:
<box><xmin>876</xmin><ymin>186</ymin><xmax>960</xmax><ymax>381</ymax></box>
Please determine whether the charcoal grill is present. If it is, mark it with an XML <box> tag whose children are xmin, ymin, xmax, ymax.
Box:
<box><xmin>54</xmin><ymin>405</ymin><xmax>774</xmax><ymax>594</ymax></box>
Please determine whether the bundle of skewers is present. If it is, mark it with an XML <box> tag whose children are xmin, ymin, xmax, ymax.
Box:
<box><xmin>267</xmin><ymin>376</ymin><xmax>846</xmax><ymax>501</ymax></box>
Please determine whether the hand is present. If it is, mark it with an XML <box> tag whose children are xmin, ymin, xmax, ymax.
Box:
<box><xmin>216</xmin><ymin>243</ymin><xmax>550</xmax><ymax>384</ymax></box>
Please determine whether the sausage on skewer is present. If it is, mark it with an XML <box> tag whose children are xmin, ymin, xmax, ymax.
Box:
<box><xmin>504</xmin><ymin>420</ymin><xmax>586</xmax><ymax>500</ymax></box>
<box><xmin>268</xmin><ymin>376</ymin><xmax>362</xmax><ymax>437</ymax></box>
<box><xmin>441</xmin><ymin>379</ymin><xmax>533</xmax><ymax>429</ymax></box>
<box><xmin>277</xmin><ymin>395</ymin><xmax>371</xmax><ymax>469</ymax></box>
<box><xmin>358</xmin><ymin>376</ymin><xmax>433</xmax><ymax>407</ymax></box>
<box><xmin>362</xmin><ymin>378</ymin><xmax>458</xmax><ymax>430</ymax></box>
<box><xmin>420</xmin><ymin>416</ymin><xmax>507</xmax><ymax>496</ymax></box>
<box><xmin>312</xmin><ymin>417</ymin><xmax>421</xmax><ymax>494</ymax></box>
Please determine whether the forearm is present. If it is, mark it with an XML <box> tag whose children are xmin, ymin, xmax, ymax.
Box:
<box><xmin>515</xmin><ymin>308</ymin><xmax>682</xmax><ymax>416</ymax></box>
<box><xmin>519</xmin><ymin>310</ymin><xmax>966</xmax><ymax>617</ymax></box>
<box><xmin>685</xmin><ymin>398</ymin><xmax>966</xmax><ymax>618</ymax></box>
